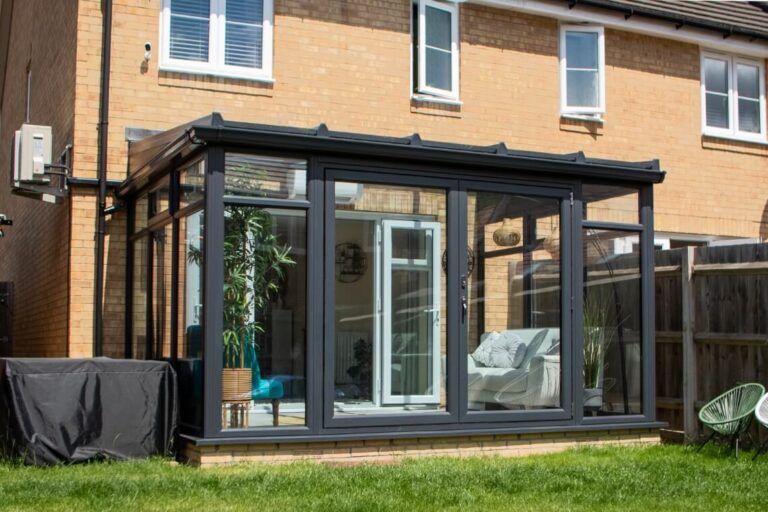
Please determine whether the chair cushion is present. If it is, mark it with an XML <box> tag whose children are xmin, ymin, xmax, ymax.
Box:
<box><xmin>471</xmin><ymin>331</ymin><xmax>501</xmax><ymax>367</ymax></box>
<box><xmin>472</xmin><ymin>331</ymin><xmax>526</xmax><ymax>369</ymax></box>
<box><xmin>518</xmin><ymin>329</ymin><xmax>550</xmax><ymax>370</ymax></box>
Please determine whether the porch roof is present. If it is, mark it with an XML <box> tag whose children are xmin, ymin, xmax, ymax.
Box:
<box><xmin>120</xmin><ymin>113</ymin><xmax>665</xmax><ymax>197</ymax></box>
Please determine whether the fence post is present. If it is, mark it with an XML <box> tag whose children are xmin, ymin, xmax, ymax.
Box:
<box><xmin>682</xmin><ymin>246</ymin><xmax>698</xmax><ymax>441</ymax></box>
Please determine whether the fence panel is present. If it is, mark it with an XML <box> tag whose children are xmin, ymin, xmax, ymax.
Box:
<box><xmin>655</xmin><ymin>243</ymin><xmax>768</xmax><ymax>442</ymax></box>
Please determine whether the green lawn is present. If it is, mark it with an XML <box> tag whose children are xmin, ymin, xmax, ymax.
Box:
<box><xmin>1</xmin><ymin>444</ymin><xmax>767</xmax><ymax>511</ymax></box>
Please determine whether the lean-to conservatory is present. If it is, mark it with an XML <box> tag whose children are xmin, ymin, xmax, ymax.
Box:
<box><xmin>121</xmin><ymin>114</ymin><xmax>663</xmax><ymax>449</ymax></box>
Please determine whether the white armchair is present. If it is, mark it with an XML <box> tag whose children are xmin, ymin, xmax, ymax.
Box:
<box><xmin>467</xmin><ymin>328</ymin><xmax>560</xmax><ymax>410</ymax></box>
<box><xmin>494</xmin><ymin>354</ymin><xmax>560</xmax><ymax>409</ymax></box>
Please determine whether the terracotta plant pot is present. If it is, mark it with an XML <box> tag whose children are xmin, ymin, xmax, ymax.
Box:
<box><xmin>221</xmin><ymin>368</ymin><xmax>252</xmax><ymax>401</ymax></box>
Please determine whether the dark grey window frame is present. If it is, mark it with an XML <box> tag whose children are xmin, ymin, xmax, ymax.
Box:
<box><xmin>119</xmin><ymin>118</ymin><xmax>664</xmax><ymax>443</ymax></box>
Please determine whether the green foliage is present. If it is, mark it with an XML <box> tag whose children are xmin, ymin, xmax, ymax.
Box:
<box><xmin>582</xmin><ymin>289</ymin><xmax>614</xmax><ymax>390</ymax></box>
<box><xmin>188</xmin><ymin>203</ymin><xmax>296</xmax><ymax>368</ymax></box>
<box><xmin>221</xmin><ymin>205</ymin><xmax>295</xmax><ymax>368</ymax></box>
<box><xmin>2</xmin><ymin>445</ymin><xmax>768</xmax><ymax>511</ymax></box>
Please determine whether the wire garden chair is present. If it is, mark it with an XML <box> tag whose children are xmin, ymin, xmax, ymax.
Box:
<box><xmin>697</xmin><ymin>383</ymin><xmax>765</xmax><ymax>457</ymax></box>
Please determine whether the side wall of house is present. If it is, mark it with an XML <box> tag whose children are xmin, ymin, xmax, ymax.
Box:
<box><xmin>0</xmin><ymin>0</ymin><xmax>78</xmax><ymax>356</ymax></box>
<box><xmin>70</xmin><ymin>0</ymin><xmax>768</xmax><ymax>354</ymax></box>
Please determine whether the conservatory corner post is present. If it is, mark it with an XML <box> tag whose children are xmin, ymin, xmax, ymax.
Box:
<box><xmin>572</xmin><ymin>189</ymin><xmax>585</xmax><ymax>425</ymax></box>
<box><xmin>640</xmin><ymin>185</ymin><xmax>656</xmax><ymax>423</ymax></box>
<box><xmin>203</xmin><ymin>146</ymin><xmax>226</xmax><ymax>438</ymax></box>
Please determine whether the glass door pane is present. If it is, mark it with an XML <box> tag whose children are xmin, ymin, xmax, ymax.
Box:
<box><xmin>382</xmin><ymin>221</ymin><xmax>441</xmax><ymax>405</ymax></box>
<box><xmin>332</xmin><ymin>181</ymin><xmax>447</xmax><ymax>418</ymax></box>
<box><xmin>466</xmin><ymin>190</ymin><xmax>563</xmax><ymax>413</ymax></box>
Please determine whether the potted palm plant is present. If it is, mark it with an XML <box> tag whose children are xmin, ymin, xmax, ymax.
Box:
<box><xmin>583</xmin><ymin>290</ymin><xmax>613</xmax><ymax>409</ymax></box>
<box><xmin>220</xmin><ymin>205</ymin><xmax>295</xmax><ymax>402</ymax></box>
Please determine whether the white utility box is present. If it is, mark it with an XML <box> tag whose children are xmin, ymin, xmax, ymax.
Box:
<box><xmin>12</xmin><ymin>124</ymin><xmax>52</xmax><ymax>185</ymax></box>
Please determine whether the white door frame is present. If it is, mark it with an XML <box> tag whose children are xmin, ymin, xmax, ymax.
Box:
<box><xmin>381</xmin><ymin>219</ymin><xmax>442</xmax><ymax>405</ymax></box>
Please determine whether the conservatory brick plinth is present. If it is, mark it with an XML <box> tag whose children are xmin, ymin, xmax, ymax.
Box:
<box><xmin>181</xmin><ymin>429</ymin><xmax>661</xmax><ymax>467</ymax></box>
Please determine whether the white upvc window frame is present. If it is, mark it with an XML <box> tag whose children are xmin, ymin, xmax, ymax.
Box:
<box><xmin>415</xmin><ymin>0</ymin><xmax>460</xmax><ymax>101</ymax></box>
<box><xmin>700</xmin><ymin>50</ymin><xmax>766</xmax><ymax>143</ymax></box>
<box><xmin>159</xmin><ymin>0</ymin><xmax>274</xmax><ymax>82</ymax></box>
<box><xmin>559</xmin><ymin>25</ymin><xmax>605</xmax><ymax>117</ymax></box>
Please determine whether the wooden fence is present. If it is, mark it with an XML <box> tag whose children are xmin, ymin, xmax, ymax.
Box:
<box><xmin>655</xmin><ymin>243</ymin><xmax>768</xmax><ymax>441</ymax></box>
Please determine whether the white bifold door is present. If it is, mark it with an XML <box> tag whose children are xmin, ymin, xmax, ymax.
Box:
<box><xmin>381</xmin><ymin>220</ymin><xmax>442</xmax><ymax>405</ymax></box>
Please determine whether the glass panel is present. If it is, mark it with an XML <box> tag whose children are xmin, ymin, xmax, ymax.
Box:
<box><xmin>738</xmin><ymin>98</ymin><xmax>761</xmax><ymax>134</ymax></box>
<box><xmin>176</xmin><ymin>209</ymin><xmax>204</xmax><ymax>431</ymax></box>
<box><xmin>179</xmin><ymin>209</ymin><xmax>205</xmax><ymax>360</ymax></box>
<box><xmin>225</xmin><ymin>154</ymin><xmax>308</xmax><ymax>199</ymax></box>
<box><xmin>131</xmin><ymin>237</ymin><xmax>149</xmax><ymax>359</ymax></box>
<box><xmin>565</xmin><ymin>31</ymin><xmax>598</xmax><ymax>70</ymax></box>
<box><xmin>566</xmin><ymin>69</ymin><xmax>598</xmax><ymax>108</ymax></box>
<box><xmin>425</xmin><ymin>47</ymin><xmax>452</xmax><ymax>91</ymax></box>
<box><xmin>333</xmin><ymin>182</ymin><xmax>447</xmax><ymax>417</ymax></box>
<box><xmin>150</xmin><ymin>176</ymin><xmax>171</xmax><ymax>217</ymax></box>
<box><xmin>582</xmin><ymin>184</ymin><xmax>639</xmax><ymax>224</ymax></box>
<box><xmin>425</xmin><ymin>6</ymin><xmax>451</xmax><ymax>51</ymax></box>
<box><xmin>169</xmin><ymin>0</ymin><xmax>210</xmax><ymax>62</ymax></box>
<box><xmin>737</xmin><ymin>63</ymin><xmax>760</xmax><ymax>100</ymax></box>
<box><xmin>180</xmin><ymin>160</ymin><xmax>205</xmax><ymax>208</ymax></box>
<box><xmin>390</xmin><ymin>266</ymin><xmax>434</xmax><ymax>399</ymax></box>
<box><xmin>391</xmin><ymin>228</ymin><xmax>428</xmax><ymax>260</ymax></box>
<box><xmin>152</xmin><ymin>224</ymin><xmax>174</xmax><ymax>359</ymax></box>
<box><xmin>466</xmin><ymin>192</ymin><xmax>562</xmax><ymax>412</ymax></box>
<box><xmin>220</xmin><ymin>206</ymin><xmax>307</xmax><ymax>429</ymax></box>
<box><xmin>225</xmin><ymin>0</ymin><xmax>264</xmax><ymax>68</ymax></box>
<box><xmin>704</xmin><ymin>57</ymin><xmax>728</xmax><ymax>94</ymax></box>
<box><xmin>706</xmin><ymin>93</ymin><xmax>729</xmax><ymax>129</ymax></box>
<box><xmin>227</xmin><ymin>0</ymin><xmax>263</xmax><ymax>24</ymax></box>
<box><xmin>582</xmin><ymin>229</ymin><xmax>642</xmax><ymax>416</ymax></box>
<box><xmin>133</xmin><ymin>194</ymin><xmax>149</xmax><ymax>233</ymax></box>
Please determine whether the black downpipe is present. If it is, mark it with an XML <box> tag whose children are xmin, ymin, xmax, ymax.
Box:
<box><xmin>93</xmin><ymin>0</ymin><xmax>113</xmax><ymax>357</ymax></box>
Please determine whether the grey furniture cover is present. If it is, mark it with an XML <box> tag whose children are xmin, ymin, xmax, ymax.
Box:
<box><xmin>0</xmin><ymin>357</ymin><xmax>177</xmax><ymax>465</ymax></box>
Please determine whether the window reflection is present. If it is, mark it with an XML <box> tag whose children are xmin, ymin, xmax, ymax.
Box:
<box><xmin>333</xmin><ymin>182</ymin><xmax>447</xmax><ymax>417</ymax></box>
<box><xmin>466</xmin><ymin>192</ymin><xmax>562</xmax><ymax>412</ymax></box>
<box><xmin>220</xmin><ymin>206</ymin><xmax>307</xmax><ymax>429</ymax></box>
<box><xmin>583</xmin><ymin>228</ymin><xmax>642</xmax><ymax>416</ymax></box>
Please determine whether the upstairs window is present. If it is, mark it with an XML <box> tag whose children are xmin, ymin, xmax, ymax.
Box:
<box><xmin>161</xmin><ymin>0</ymin><xmax>274</xmax><ymax>80</ymax></box>
<box><xmin>701</xmin><ymin>52</ymin><xmax>766</xmax><ymax>142</ymax></box>
<box><xmin>559</xmin><ymin>25</ymin><xmax>605</xmax><ymax>117</ymax></box>
<box><xmin>413</xmin><ymin>0</ymin><xmax>459</xmax><ymax>101</ymax></box>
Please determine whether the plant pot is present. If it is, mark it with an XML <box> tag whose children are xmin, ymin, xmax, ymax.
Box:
<box><xmin>222</xmin><ymin>368</ymin><xmax>252</xmax><ymax>402</ymax></box>
<box><xmin>584</xmin><ymin>388</ymin><xmax>603</xmax><ymax>409</ymax></box>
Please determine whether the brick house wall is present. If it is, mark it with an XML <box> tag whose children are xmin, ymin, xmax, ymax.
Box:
<box><xmin>2</xmin><ymin>0</ymin><xmax>767</xmax><ymax>356</ymax></box>
<box><xmin>0</xmin><ymin>0</ymin><xmax>78</xmax><ymax>356</ymax></box>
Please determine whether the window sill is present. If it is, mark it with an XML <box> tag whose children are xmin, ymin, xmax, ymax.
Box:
<box><xmin>411</xmin><ymin>94</ymin><xmax>463</xmax><ymax>107</ymax></box>
<box><xmin>561</xmin><ymin>113</ymin><xmax>604</xmax><ymax>124</ymax></box>
<box><xmin>701</xmin><ymin>131</ymin><xmax>768</xmax><ymax>146</ymax></box>
<box><xmin>159</xmin><ymin>65</ymin><xmax>275</xmax><ymax>84</ymax></box>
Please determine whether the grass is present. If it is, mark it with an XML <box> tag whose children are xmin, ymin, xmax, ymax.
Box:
<box><xmin>1</xmin><ymin>444</ymin><xmax>768</xmax><ymax>511</ymax></box>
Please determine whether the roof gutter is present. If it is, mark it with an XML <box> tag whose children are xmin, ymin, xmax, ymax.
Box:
<box><xmin>573</xmin><ymin>0</ymin><xmax>768</xmax><ymax>42</ymax></box>
<box><xmin>93</xmin><ymin>0</ymin><xmax>113</xmax><ymax>358</ymax></box>
<box><xmin>473</xmin><ymin>0</ymin><xmax>768</xmax><ymax>58</ymax></box>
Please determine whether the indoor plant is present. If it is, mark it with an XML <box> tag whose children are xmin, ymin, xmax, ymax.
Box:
<box><xmin>582</xmin><ymin>289</ymin><xmax>613</xmax><ymax>409</ymax></box>
<box><xmin>188</xmin><ymin>200</ymin><xmax>295</xmax><ymax>402</ymax></box>
<box><xmin>220</xmin><ymin>204</ymin><xmax>295</xmax><ymax>401</ymax></box>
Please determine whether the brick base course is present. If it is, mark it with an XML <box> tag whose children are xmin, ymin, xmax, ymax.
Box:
<box><xmin>181</xmin><ymin>428</ymin><xmax>660</xmax><ymax>467</ymax></box>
